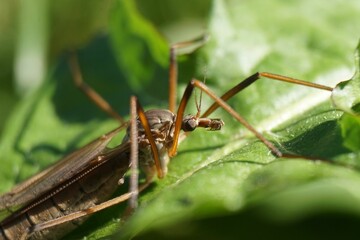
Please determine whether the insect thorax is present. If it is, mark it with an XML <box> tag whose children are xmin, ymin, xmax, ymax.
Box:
<box><xmin>123</xmin><ymin>109</ymin><xmax>176</xmax><ymax>179</ymax></box>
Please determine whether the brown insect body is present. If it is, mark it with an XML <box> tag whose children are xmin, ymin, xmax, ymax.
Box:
<box><xmin>0</xmin><ymin>109</ymin><xmax>223</xmax><ymax>240</ymax></box>
<box><xmin>0</xmin><ymin>36</ymin><xmax>334</xmax><ymax>239</ymax></box>
<box><xmin>1</xmin><ymin>145</ymin><xmax>130</xmax><ymax>240</ymax></box>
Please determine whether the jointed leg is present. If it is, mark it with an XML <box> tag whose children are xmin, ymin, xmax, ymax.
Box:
<box><xmin>129</xmin><ymin>96</ymin><xmax>139</xmax><ymax>210</ymax></box>
<box><xmin>23</xmin><ymin>95</ymin><xmax>158</xmax><ymax>237</ymax></box>
<box><xmin>23</xmin><ymin>192</ymin><xmax>133</xmax><ymax>239</ymax></box>
<box><xmin>201</xmin><ymin>72</ymin><xmax>334</xmax><ymax>118</ymax></box>
<box><xmin>169</xmin><ymin>73</ymin><xmax>334</xmax><ymax>158</ymax></box>
<box><xmin>68</xmin><ymin>53</ymin><xmax>125</xmax><ymax>124</ymax></box>
<box><xmin>168</xmin><ymin>36</ymin><xmax>209</xmax><ymax>113</ymax></box>
<box><xmin>169</xmin><ymin>79</ymin><xmax>283</xmax><ymax>157</ymax></box>
<box><xmin>171</xmin><ymin>70</ymin><xmax>335</xmax><ymax>157</ymax></box>
<box><xmin>24</xmin><ymin>176</ymin><xmax>153</xmax><ymax>240</ymax></box>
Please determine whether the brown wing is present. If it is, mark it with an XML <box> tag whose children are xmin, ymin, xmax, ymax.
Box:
<box><xmin>0</xmin><ymin>125</ymin><xmax>126</xmax><ymax>213</ymax></box>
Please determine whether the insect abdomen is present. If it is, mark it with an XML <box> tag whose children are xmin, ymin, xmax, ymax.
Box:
<box><xmin>0</xmin><ymin>153</ymin><xmax>129</xmax><ymax>240</ymax></box>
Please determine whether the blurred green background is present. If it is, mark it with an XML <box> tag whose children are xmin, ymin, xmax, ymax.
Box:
<box><xmin>0</xmin><ymin>0</ymin><xmax>212</xmax><ymax>137</ymax></box>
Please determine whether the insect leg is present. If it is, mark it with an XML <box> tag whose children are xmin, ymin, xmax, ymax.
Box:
<box><xmin>133</xmin><ymin>97</ymin><xmax>164</xmax><ymax>179</ymax></box>
<box><xmin>168</xmin><ymin>43</ymin><xmax>177</xmax><ymax>113</ymax></box>
<box><xmin>180</xmin><ymin>77</ymin><xmax>333</xmax><ymax>157</ymax></box>
<box><xmin>127</xmin><ymin>96</ymin><xmax>166</xmax><ymax>213</ymax></box>
<box><xmin>129</xmin><ymin>96</ymin><xmax>139</xmax><ymax>210</ymax></box>
<box><xmin>168</xmin><ymin>35</ymin><xmax>209</xmax><ymax>112</ymax></box>
<box><xmin>22</xmin><ymin>172</ymin><xmax>153</xmax><ymax>239</ymax></box>
<box><xmin>23</xmin><ymin>192</ymin><xmax>134</xmax><ymax>239</ymax></box>
<box><xmin>170</xmin><ymin>79</ymin><xmax>284</xmax><ymax>157</ymax></box>
<box><xmin>201</xmin><ymin>72</ymin><xmax>333</xmax><ymax>118</ymax></box>
<box><xmin>68</xmin><ymin>53</ymin><xmax>125</xmax><ymax>124</ymax></box>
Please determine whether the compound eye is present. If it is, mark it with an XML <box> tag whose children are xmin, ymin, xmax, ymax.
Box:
<box><xmin>182</xmin><ymin>116</ymin><xmax>198</xmax><ymax>132</ymax></box>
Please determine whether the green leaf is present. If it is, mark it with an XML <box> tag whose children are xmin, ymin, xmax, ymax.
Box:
<box><xmin>339</xmin><ymin>113</ymin><xmax>360</xmax><ymax>152</ymax></box>
<box><xmin>1</xmin><ymin>0</ymin><xmax>360</xmax><ymax>239</ymax></box>
<box><xmin>329</xmin><ymin>42</ymin><xmax>360</xmax><ymax>156</ymax></box>
<box><xmin>114</xmin><ymin>0</ymin><xmax>360</xmax><ymax>239</ymax></box>
<box><xmin>332</xmin><ymin>41</ymin><xmax>360</xmax><ymax>116</ymax></box>
<box><xmin>109</xmin><ymin>0</ymin><xmax>168</xmax><ymax>93</ymax></box>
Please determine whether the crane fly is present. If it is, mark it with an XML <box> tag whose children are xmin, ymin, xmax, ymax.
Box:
<box><xmin>0</xmin><ymin>36</ymin><xmax>334</xmax><ymax>240</ymax></box>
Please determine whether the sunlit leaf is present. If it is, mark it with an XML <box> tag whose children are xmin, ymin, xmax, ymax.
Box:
<box><xmin>1</xmin><ymin>0</ymin><xmax>360</xmax><ymax>239</ymax></box>
<box><xmin>332</xmin><ymin>41</ymin><xmax>360</xmax><ymax>116</ymax></box>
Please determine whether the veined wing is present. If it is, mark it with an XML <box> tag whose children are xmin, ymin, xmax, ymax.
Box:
<box><xmin>0</xmin><ymin>125</ymin><xmax>126</xmax><ymax>214</ymax></box>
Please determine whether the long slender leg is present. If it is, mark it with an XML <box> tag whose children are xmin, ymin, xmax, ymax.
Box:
<box><xmin>168</xmin><ymin>45</ymin><xmax>178</xmax><ymax>113</ymax></box>
<box><xmin>170</xmin><ymin>79</ymin><xmax>284</xmax><ymax>157</ymax></box>
<box><xmin>170</xmin><ymin>76</ymin><xmax>334</xmax><ymax>158</ymax></box>
<box><xmin>23</xmin><ymin>178</ymin><xmax>155</xmax><ymax>239</ymax></box>
<box><xmin>23</xmin><ymin>98</ymin><xmax>157</xmax><ymax>237</ymax></box>
<box><xmin>134</xmin><ymin>98</ymin><xmax>164</xmax><ymax>179</ymax></box>
<box><xmin>168</xmin><ymin>35</ymin><xmax>209</xmax><ymax>112</ymax></box>
<box><xmin>68</xmin><ymin>53</ymin><xmax>125</xmax><ymax>124</ymax></box>
<box><xmin>202</xmin><ymin>72</ymin><xmax>334</xmax><ymax>118</ymax></box>
<box><xmin>128</xmin><ymin>96</ymin><xmax>165</xmax><ymax>211</ymax></box>
<box><xmin>129</xmin><ymin>96</ymin><xmax>139</xmax><ymax>210</ymax></box>
<box><xmin>23</xmin><ymin>192</ymin><xmax>133</xmax><ymax>239</ymax></box>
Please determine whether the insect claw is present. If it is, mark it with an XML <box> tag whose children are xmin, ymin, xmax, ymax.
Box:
<box><xmin>118</xmin><ymin>177</ymin><xmax>125</xmax><ymax>185</ymax></box>
<box><xmin>207</xmin><ymin>119</ymin><xmax>224</xmax><ymax>131</ymax></box>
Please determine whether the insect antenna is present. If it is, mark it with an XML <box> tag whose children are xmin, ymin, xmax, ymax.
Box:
<box><xmin>195</xmin><ymin>66</ymin><xmax>207</xmax><ymax>119</ymax></box>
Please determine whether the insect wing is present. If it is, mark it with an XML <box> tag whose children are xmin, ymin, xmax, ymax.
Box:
<box><xmin>0</xmin><ymin>125</ymin><xmax>125</xmax><ymax>217</ymax></box>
